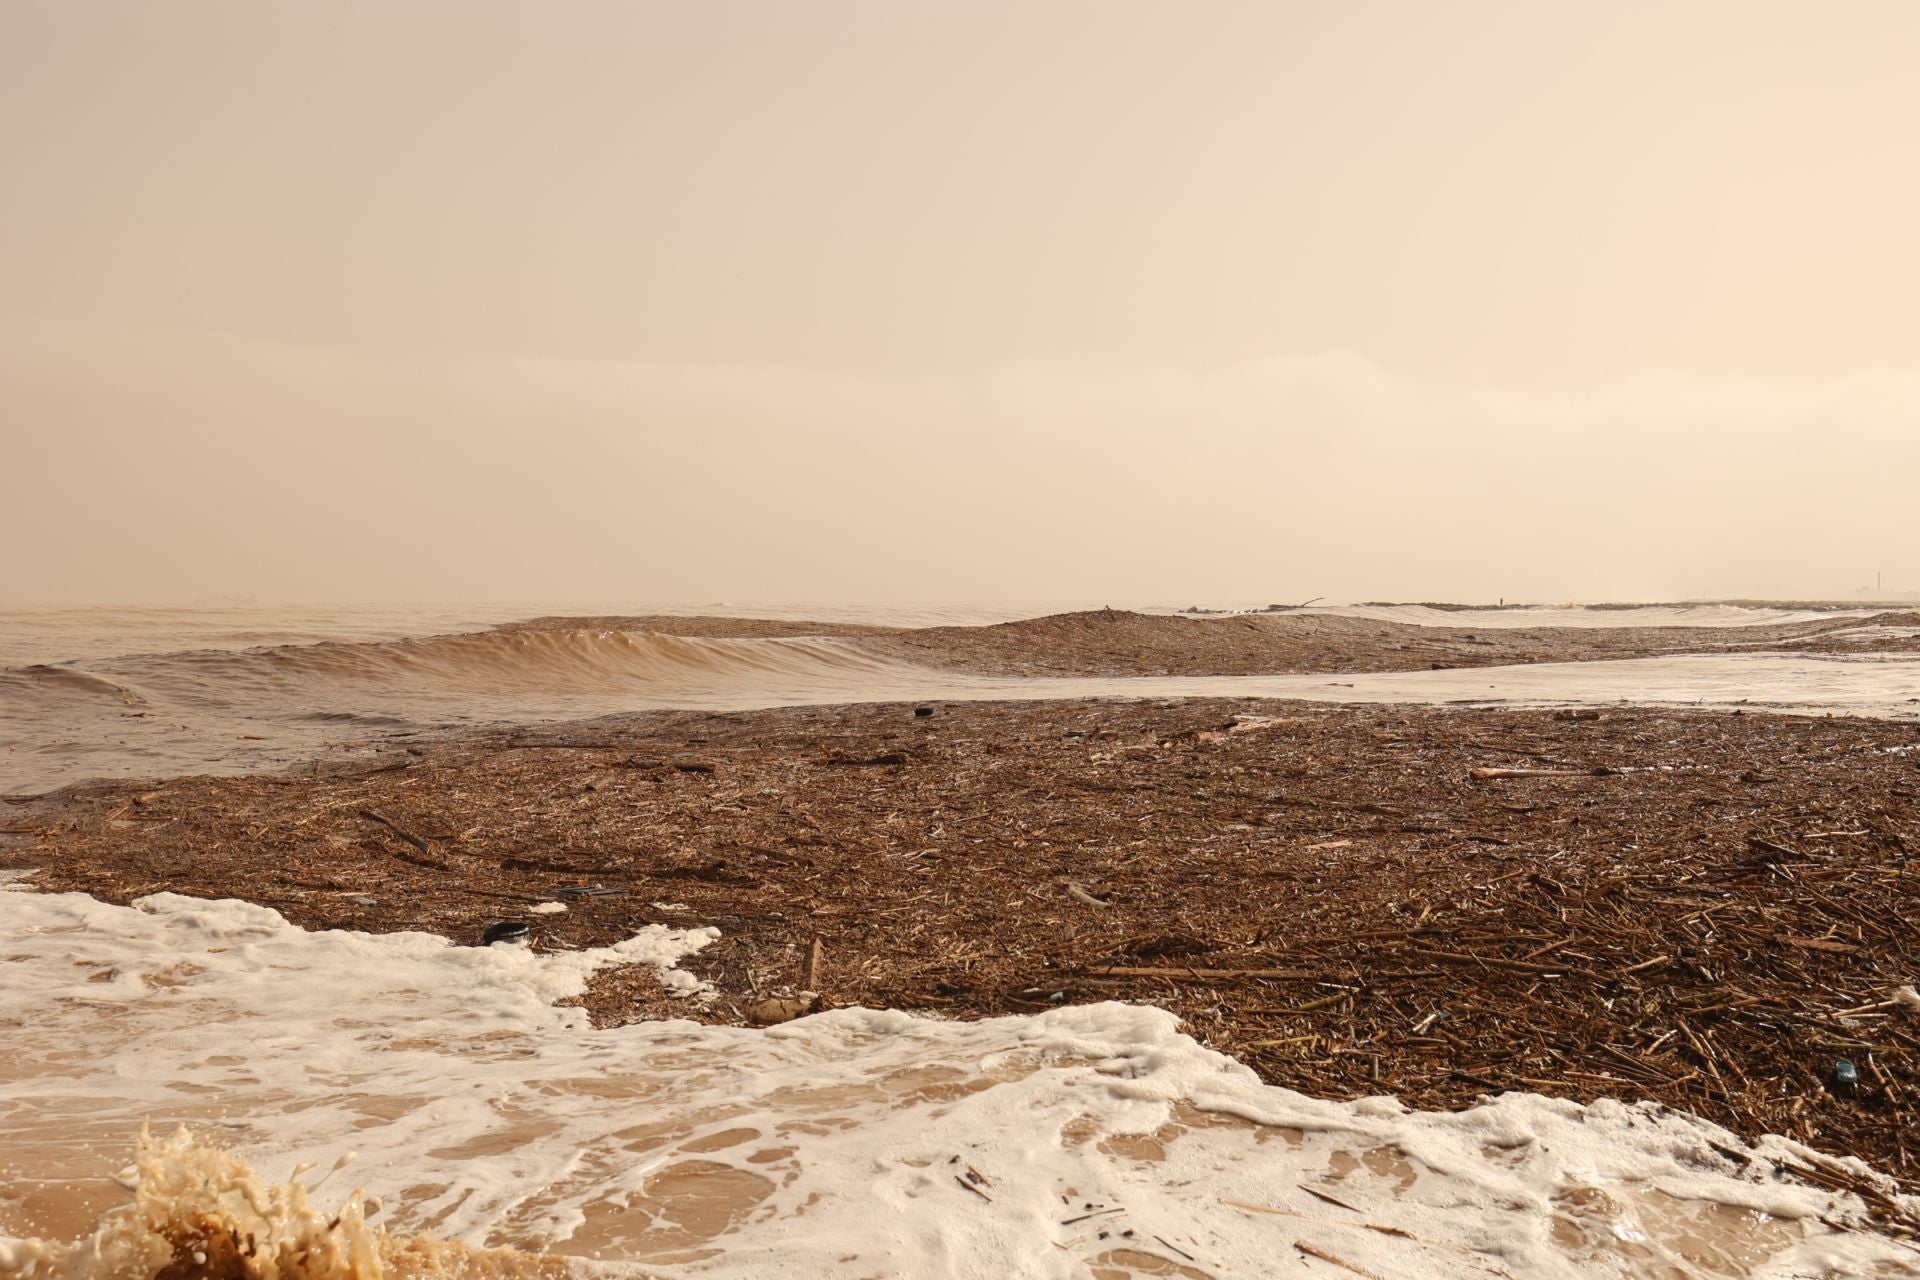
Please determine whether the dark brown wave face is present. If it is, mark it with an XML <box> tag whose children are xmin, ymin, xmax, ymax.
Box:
<box><xmin>0</xmin><ymin>629</ymin><xmax>933</xmax><ymax>794</ymax></box>
<box><xmin>8</xmin><ymin>615</ymin><xmax>1919</xmax><ymax>795</ymax></box>
<box><xmin>1</xmin><ymin>665</ymin><xmax>146</xmax><ymax>704</ymax></box>
<box><xmin>114</xmin><ymin>628</ymin><xmax>912</xmax><ymax>696</ymax></box>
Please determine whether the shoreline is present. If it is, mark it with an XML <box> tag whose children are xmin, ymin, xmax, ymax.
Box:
<box><xmin>8</xmin><ymin>692</ymin><xmax>1919</xmax><ymax>1209</ymax></box>
<box><xmin>9</xmin><ymin>604</ymin><xmax>1919</xmax><ymax>798</ymax></box>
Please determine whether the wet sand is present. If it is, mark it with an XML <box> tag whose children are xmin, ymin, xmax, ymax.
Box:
<box><xmin>9</xmin><ymin>687</ymin><xmax>1919</xmax><ymax>1223</ymax></box>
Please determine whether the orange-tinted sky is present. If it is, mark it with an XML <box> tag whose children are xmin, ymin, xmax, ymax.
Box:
<box><xmin>4</xmin><ymin>2</ymin><xmax>1917</xmax><ymax>602</ymax></box>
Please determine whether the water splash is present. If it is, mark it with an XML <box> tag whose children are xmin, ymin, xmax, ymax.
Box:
<box><xmin>0</xmin><ymin>1126</ymin><xmax>567</xmax><ymax>1280</ymax></box>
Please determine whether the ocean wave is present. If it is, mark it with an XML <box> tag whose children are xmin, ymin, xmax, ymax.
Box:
<box><xmin>0</xmin><ymin>665</ymin><xmax>146</xmax><ymax>705</ymax></box>
<box><xmin>1</xmin><ymin>630</ymin><xmax>914</xmax><ymax>708</ymax></box>
<box><xmin>0</xmin><ymin>1126</ymin><xmax>565</xmax><ymax>1280</ymax></box>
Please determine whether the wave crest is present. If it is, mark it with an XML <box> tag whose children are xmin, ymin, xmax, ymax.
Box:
<box><xmin>6</xmin><ymin>628</ymin><xmax>913</xmax><ymax>705</ymax></box>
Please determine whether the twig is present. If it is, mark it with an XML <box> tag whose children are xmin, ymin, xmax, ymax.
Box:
<box><xmin>805</xmin><ymin>935</ymin><xmax>825</xmax><ymax>989</ymax></box>
<box><xmin>1298</xmin><ymin>1184</ymin><xmax>1361</xmax><ymax>1212</ymax></box>
<box><xmin>1409</xmin><ymin>949</ymin><xmax>1586</xmax><ymax>976</ymax></box>
<box><xmin>357</xmin><ymin>809</ymin><xmax>445</xmax><ymax>869</ymax></box>
<box><xmin>358</xmin><ymin>809</ymin><xmax>431</xmax><ymax>856</ymax></box>
<box><xmin>1293</xmin><ymin>1240</ymin><xmax>1387</xmax><ymax>1278</ymax></box>
<box><xmin>1776</xmin><ymin>935</ymin><xmax>1861</xmax><ymax>954</ymax></box>
<box><xmin>1082</xmin><ymin>965</ymin><xmax>1319</xmax><ymax>980</ymax></box>
<box><xmin>1288</xmin><ymin>990</ymin><xmax>1358</xmax><ymax>1013</ymax></box>
<box><xmin>1153</xmin><ymin>1235</ymin><xmax>1196</xmax><ymax>1261</ymax></box>
<box><xmin>954</xmin><ymin>1175</ymin><xmax>991</xmax><ymax>1204</ymax></box>
<box><xmin>1065</xmin><ymin>881</ymin><xmax>1113</xmax><ymax>908</ymax></box>
<box><xmin>1061</xmin><ymin>1206</ymin><xmax>1125</xmax><ymax>1225</ymax></box>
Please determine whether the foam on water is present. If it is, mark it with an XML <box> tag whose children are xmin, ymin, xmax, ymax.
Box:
<box><xmin>1294</xmin><ymin>605</ymin><xmax>1875</xmax><ymax>630</ymax></box>
<box><xmin>1021</xmin><ymin>651</ymin><xmax>1920</xmax><ymax>719</ymax></box>
<box><xmin>3</xmin><ymin>891</ymin><xmax>1915</xmax><ymax>1279</ymax></box>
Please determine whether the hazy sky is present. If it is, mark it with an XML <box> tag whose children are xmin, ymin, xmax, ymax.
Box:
<box><xmin>4</xmin><ymin>1</ymin><xmax>1917</xmax><ymax>603</ymax></box>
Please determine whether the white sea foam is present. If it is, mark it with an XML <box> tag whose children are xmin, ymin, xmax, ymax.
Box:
<box><xmin>2</xmin><ymin>892</ymin><xmax>1915</xmax><ymax>1278</ymax></box>
<box><xmin>993</xmin><ymin>651</ymin><xmax>1920</xmax><ymax>720</ymax></box>
<box><xmin>1292</xmin><ymin>604</ymin><xmax>1875</xmax><ymax>630</ymax></box>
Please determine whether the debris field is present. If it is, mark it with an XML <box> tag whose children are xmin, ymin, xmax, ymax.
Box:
<box><xmin>10</xmin><ymin>693</ymin><xmax>1920</xmax><ymax>1230</ymax></box>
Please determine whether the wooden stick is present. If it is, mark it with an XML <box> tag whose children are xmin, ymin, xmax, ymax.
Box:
<box><xmin>1081</xmin><ymin>965</ymin><xmax>1320</xmax><ymax>980</ymax></box>
<box><xmin>1408</xmin><ymin>949</ymin><xmax>1587</xmax><ymax>976</ymax></box>
<box><xmin>1064</xmin><ymin>882</ymin><xmax>1113</xmax><ymax>908</ymax></box>
<box><xmin>359</xmin><ymin>809</ymin><xmax>431</xmax><ymax>856</ymax></box>
<box><xmin>1293</xmin><ymin>1240</ymin><xmax>1388</xmax><ymax>1279</ymax></box>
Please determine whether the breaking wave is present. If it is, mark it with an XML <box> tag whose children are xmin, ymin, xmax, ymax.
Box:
<box><xmin>9</xmin><ymin>630</ymin><xmax>912</xmax><ymax>706</ymax></box>
<box><xmin>0</xmin><ymin>666</ymin><xmax>145</xmax><ymax>705</ymax></box>
<box><xmin>0</xmin><ymin>629</ymin><xmax>945</xmax><ymax>795</ymax></box>
<box><xmin>0</xmin><ymin>1127</ymin><xmax>564</xmax><ymax>1280</ymax></box>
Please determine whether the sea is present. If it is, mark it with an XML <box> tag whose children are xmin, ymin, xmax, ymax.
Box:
<box><xmin>3</xmin><ymin>601</ymin><xmax>1918</xmax><ymax>1279</ymax></box>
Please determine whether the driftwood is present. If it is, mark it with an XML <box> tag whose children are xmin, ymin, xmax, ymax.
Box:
<box><xmin>805</xmin><ymin>936</ymin><xmax>825</xmax><ymax>989</ymax></box>
<box><xmin>358</xmin><ymin>808</ymin><xmax>430</xmax><ymax>855</ymax></box>
<box><xmin>357</xmin><ymin>809</ymin><xmax>445</xmax><ymax>869</ymax></box>
<box><xmin>1083</xmin><ymin>966</ymin><xmax>1321</xmax><ymax>981</ymax></box>
<box><xmin>1064</xmin><ymin>881</ymin><xmax>1113</xmax><ymax>908</ymax></box>
<box><xmin>1292</xmin><ymin>1240</ymin><xmax>1385</xmax><ymax>1279</ymax></box>
<box><xmin>611</xmin><ymin>758</ymin><xmax>717</xmax><ymax>773</ymax></box>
